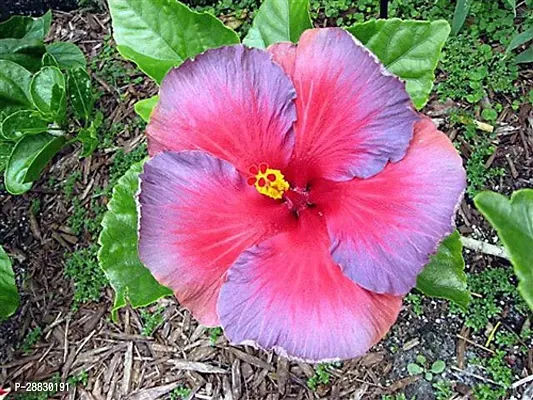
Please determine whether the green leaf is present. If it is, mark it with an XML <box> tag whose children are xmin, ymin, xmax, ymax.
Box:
<box><xmin>0</xmin><ymin>60</ymin><xmax>33</xmax><ymax>114</ymax></box>
<box><xmin>46</xmin><ymin>42</ymin><xmax>87</xmax><ymax>70</ymax></box>
<box><xmin>416</xmin><ymin>231</ymin><xmax>471</xmax><ymax>310</ymax></box>
<box><xmin>508</xmin><ymin>27</ymin><xmax>533</xmax><ymax>52</ymax></box>
<box><xmin>30</xmin><ymin>66</ymin><xmax>67</xmax><ymax>121</ymax></box>
<box><xmin>4</xmin><ymin>132</ymin><xmax>66</xmax><ymax>195</ymax></box>
<box><xmin>431</xmin><ymin>360</ymin><xmax>446</xmax><ymax>374</ymax></box>
<box><xmin>0</xmin><ymin>140</ymin><xmax>13</xmax><ymax>173</ymax></box>
<box><xmin>1</xmin><ymin>110</ymin><xmax>49</xmax><ymax>141</ymax></box>
<box><xmin>42</xmin><ymin>52</ymin><xmax>59</xmax><ymax>68</ymax></box>
<box><xmin>346</xmin><ymin>19</ymin><xmax>450</xmax><ymax>110</ymax></box>
<box><xmin>108</xmin><ymin>0</ymin><xmax>240</xmax><ymax>83</ymax></box>
<box><xmin>416</xmin><ymin>355</ymin><xmax>427</xmax><ymax>364</ymax></box>
<box><xmin>134</xmin><ymin>95</ymin><xmax>159</xmax><ymax>122</ymax></box>
<box><xmin>407</xmin><ymin>363</ymin><xmax>423</xmax><ymax>376</ymax></box>
<box><xmin>516</xmin><ymin>47</ymin><xmax>533</xmax><ymax>64</ymax></box>
<box><xmin>0</xmin><ymin>10</ymin><xmax>52</xmax><ymax>40</ymax></box>
<box><xmin>116</xmin><ymin>45</ymin><xmax>178</xmax><ymax>85</ymax></box>
<box><xmin>67</xmin><ymin>67</ymin><xmax>93</xmax><ymax>121</ymax></box>
<box><xmin>0</xmin><ymin>38</ymin><xmax>46</xmax><ymax>72</ymax></box>
<box><xmin>474</xmin><ymin>190</ymin><xmax>533</xmax><ymax>309</ymax></box>
<box><xmin>243</xmin><ymin>0</ymin><xmax>312</xmax><ymax>48</ymax></box>
<box><xmin>77</xmin><ymin>111</ymin><xmax>103</xmax><ymax>157</ymax></box>
<box><xmin>0</xmin><ymin>245</ymin><xmax>19</xmax><ymax>320</ymax></box>
<box><xmin>98</xmin><ymin>161</ymin><xmax>172</xmax><ymax>320</ymax></box>
<box><xmin>505</xmin><ymin>0</ymin><xmax>517</xmax><ymax>16</ymax></box>
<box><xmin>451</xmin><ymin>0</ymin><xmax>472</xmax><ymax>35</ymax></box>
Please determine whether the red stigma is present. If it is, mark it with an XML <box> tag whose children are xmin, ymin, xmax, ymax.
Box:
<box><xmin>267</xmin><ymin>173</ymin><xmax>276</xmax><ymax>182</ymax></box>
<box><xmin>249</xmin><ymin>165</ymin><xmax>258</xmax><ymax>175</ymax></box>
<box><xmin>247</xmin><ymin>177</ymin><xmax>257</xmax><ymax>186</ymax></box>
<box><xmin>259</xmin><ymin>163</ymin><xmax>268</xmax><ymax>174</ymax></box>
<box><xmin>258</xmin><ymin>178</ymin><xmax>266</xmax><ymax>187</ymax></box>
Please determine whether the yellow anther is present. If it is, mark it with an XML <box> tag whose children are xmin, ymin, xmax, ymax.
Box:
<box><xmin>248</xmin><ymin>165</ymin><xmax>289</xmax><ymax>200</ymax></box>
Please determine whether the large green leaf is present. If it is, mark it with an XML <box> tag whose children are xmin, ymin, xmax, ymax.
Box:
<box><xmin>46</xmin><ymin>42</ymin><xmax>87</xmax><ymax>70</ymax></box>
<box><xmin>0</xmin><ymin>60</ymin><xmax>33</xmax><ymax>114</ymax></box>
<box><xmin>98</xmin><ymin>161</ymin><xmax>172</xmax><ymax>319</ymax></box>
<box><xmin>243</xmin><ymin>0</ymin><xmax>312</xmax><ymax>48</ymax></box>
<box><xmin>508</xmin><ymin>27</ymin><xmax>533</xmax><ymax>53</ymax></box>
<box><xmin>0</xmin><ymin>245</ymin><xmax>19</xmax><ymax>320</ymax></box>
<box><xmin>4</xmin><ymin>132</ymin><xmax>66</xmax><ymax>195</ymax></box>
<box><xmin>516</xmin><ymin>47</ymin><xmax>533</xmax><ymax>64</ymax></box>
<box><xmin>134</xmin><ymin>95</ymin><xmax>159</xmax><ymax>122</ymax></box>
<box><xmin>67</xmin><ymin>67</ymin><xmax>93</xmax><ymax>121</ymax></box>
<box><xmin>474</xmin><ymin>190</ymin><xmax>533</xmax><ymax>309</ymax></box>
<box><xmin>30</xmin><ymin>66</ymin><xmax>67</xmax><ymax>121</ymax></box>
<box><xmin>347</xmin><ymin>19</ymin><xmax>450</xmax><ymax>110</ymax></box>
<box><xmin>116</xmin><ymin>45</ymin><xmax>177</xmax><ymax>84</ymax></box>
<box><xmin>416</xmin><ymin>231</ymin><xmax>471</xmax><ymax>310</ymax></box>
<box><xmin>0</xmin><ymin>10</ymin><xmax>52</xmax><ymax>40</ymax></box>
<box><xmin>0</xmin><ymin>38</ymin><xmax>46</xmax><ymax>72</ymax></box>
<box><xmin>108</xmin><ymin>0</ymin><xmax>240</xmax><ymax>83</ymax></box>
<box><xmin>0</xmin><ymin>140</ymin><xmax>13</xmax><ymax>173</ymax></box>
<box><xmin>0</xmin><ymin>12</ymin><xmax>49</xmax><ymax>72</ymax></box>
<box><xmin>0</xmin><ymin>110</ymin><xmax>49</xmax><ymax>141</ymax></box>
<box><xmin>451</xmin><ymin>0</ymin><xmax>473</xmax><ymax>35</ymax></box>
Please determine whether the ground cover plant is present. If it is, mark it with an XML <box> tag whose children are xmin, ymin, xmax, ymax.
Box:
<box><xmin>0</xmin><ymin>0</ymin><xmax>531</xmax><ymax>399</ymax></box>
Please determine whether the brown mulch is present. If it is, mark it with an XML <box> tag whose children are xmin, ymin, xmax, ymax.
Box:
<box><xmin>0</xmin><ymin>7</ymin><xmax>532</xmax><ymax>400</ymax></box>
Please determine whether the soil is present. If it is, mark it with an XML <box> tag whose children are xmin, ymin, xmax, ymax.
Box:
<box><xmin>0</xmin><ymin>5</ymin><xmax>532</xmax><ymax>400</ymax></box>
<box><xmin>0</xmin><ymin>0</ymin><xmax>78</xmax><ymax>20</ymax></box>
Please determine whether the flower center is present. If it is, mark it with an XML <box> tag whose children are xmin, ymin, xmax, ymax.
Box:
<box><xmin>247</xmin><ymin>163</ymin><xmax>289</xmax><ymax>200</ymax></box>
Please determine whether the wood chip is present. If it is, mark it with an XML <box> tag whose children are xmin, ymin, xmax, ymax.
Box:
<box><xmin>167</xmin><ymin>359</ymin><xmax>228</xmax><ymax>374</ymax></box>
<box><xmin>122</xmin><ymin>342</ymin><xmax>133</xmax><ymax>395</ymax></box>
<box><xmin>387</xmin><ymin>375</ymin><xmax>421</xmax><ymax>392</ymax></box>
<box><xmin>129</xmin><ymin>382</ymin><xmax>183</xmax><ymax>400</ymax></box>
<box><xmin>226</xmin><ymin>348</ymin><xmax>274</xmax><ymax>372</ymax></box>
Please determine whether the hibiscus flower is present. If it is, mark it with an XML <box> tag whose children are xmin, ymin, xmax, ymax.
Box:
<box><xmin>138</xmin><ymin>28</ymin><xmax>466</xmax><ymax>362</ymax></box>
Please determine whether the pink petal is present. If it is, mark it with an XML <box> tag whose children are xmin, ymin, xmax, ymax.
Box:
<box><xmin>218</xmin><ymin>210</ymin><xmax>402</xmax><ymax>362</ymax></box>
<box><xmin>148</xmin><ymin>46</ymin><xmax>297</xmax><ymax>173</ymax></box>
<box><xmin>309</xmin><ymin>118</ymin><xmax>466</xmax><ymax>295</ymax></box>
<box><xmin>268</xmin><ymin>28</ymin><xmax>418</xmax><ymax>186</ymax></box>
<box><xmin>138</xmin><ymin>151</ymin><xmax>296</xmax><ymax>326</ymax></box>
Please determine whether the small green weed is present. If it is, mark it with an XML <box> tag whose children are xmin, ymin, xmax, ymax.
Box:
<box><xmin>208</xmin><ymin>327</ymin><xmax>223</xmax><ymax>345</ymax></box>
<box><xmin>140</xmin><ymin>307</ymin><xmax>165</xmax><ymax>336</ymax></box>
<box><xmin>63</xmin><ymin>171</ymin><xmax>82</xmax><ymax>201</ymax></box>
<box><xmin>381</xmin><ymin>394</ymin><xmax>408</xmax><ymax>400</ymax></box>
<box><xmin>407</xmin><ymin>355</ymin><xmax>446</xmax><ymax>381</ymax></box>
<box><xmin>449</xmin><ymin>267</ymin><xmax>529</xmax><ymax>332</ymax></box>
<box><xmin>193</xmin><ymin>0</ymin><xmax>261</xmax><ymax>36</ymax></box>
<box><xmin>67</xmin><ymin>198</ymin><xmax>87</xmax><ymax>236</ymax></box>
<box><xmin>108</xmin><ymin>142</ymin><xmax>148</xmax><ymax>186</ymax></box>
<box><xmin>433</xmin><ymin>380</ymin><xmax>454</xmax><ymax>400</ymax></box>
<box><xmin>307</xmin><ymin>363</ymin><xmax>336</xmax><ymax>391</ymax></box>
<box><xmin>64</xmin><ymin>244</ymin><xmax>108</xmax><ymax>310</ymax></box>
<box><xmin>20</xmin><ymin>326</ymin><xmax>42</xmax><ymax>354</ymax></box>
<box><xmin>472</xmin><ymin>351</ymin><xmax>512</xmax><ymax>400</ymax></box>
<box><xmin>405</xmin><ymin>292</ymin><xmax>423</xmax><ymax>316</ymax></box>
<box><xmin>91</xmin><ymin>34</ymin><xmax>141</xmax><ymax>94</ymax></box>
<box><xmin>30</xmin><ymin>199</ymin><xmax>41</xmax><ymax>215</ymax></box>
<box><xmin>97</xmin><ymin>117</ymin><xmax>145</xmax><ymax>151</ymax></box>
<box><xmin>67</xmin><ymin>371</ymin><xmax>89</xmax><ymax>387</ymax></box>
<box><xmin>450</xmin><ymin>111</ymin><xmax>505</xmax><ymax>197</ymax></box>
<box><xmin>170</xmin><ymin>385</ymin><xmax>192</xmax><ymax>400</ymax></box>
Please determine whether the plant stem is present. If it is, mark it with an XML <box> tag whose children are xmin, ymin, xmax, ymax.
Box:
<box><xmin>460</xmin><ymin>236</ymin><xmax>509</xmax><ymax>260</ymax></box>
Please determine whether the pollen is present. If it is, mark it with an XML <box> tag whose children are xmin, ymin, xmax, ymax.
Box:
<box><xmin>247</xmin><ymin>164</ymin><xmax>289</xmax><ymax>200</ymax></box>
